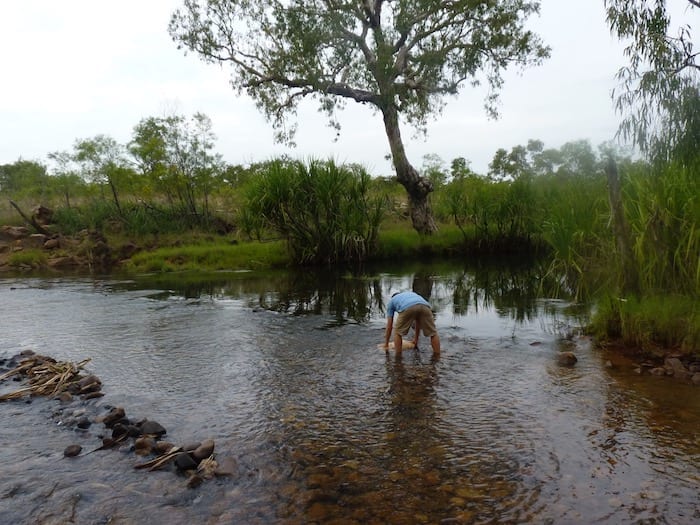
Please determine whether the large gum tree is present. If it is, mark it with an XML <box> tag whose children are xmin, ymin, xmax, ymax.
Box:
<box><xmin>169</xmin><ymin>0</ymin><xmax>549</xmax><ymax>234</ymax></box>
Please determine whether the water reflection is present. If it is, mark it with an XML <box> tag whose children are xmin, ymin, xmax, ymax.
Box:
<box><xmin>122</xmin><ymin>258</ymin><xmax>565</xmax><ymax>329</ymax></box>
<box><xmin>1</xmin><ymin>260</ymin><xmax>698</xmax><ymax>524</ymax></box>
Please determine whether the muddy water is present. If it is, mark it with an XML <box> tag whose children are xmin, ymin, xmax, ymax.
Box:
<box><xmin>0</xmin><ymin>261</ymin><xmax>698</xmax><ymax>524</ymax></box>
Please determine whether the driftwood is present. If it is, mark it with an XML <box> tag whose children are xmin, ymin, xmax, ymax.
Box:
<box><xmin>9</xmin><ymin>199</ymin><xmax>51</xmax><ymax>235</ymax></box>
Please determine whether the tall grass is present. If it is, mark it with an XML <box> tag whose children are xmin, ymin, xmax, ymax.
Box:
<box><xmin>51</xmin><ymin>200</ymin><xmax>231</xmax><ymax>236</ymax></box>
<box><xmin>241</xmin><ymin>159</ymin><xmax>386</xmax><ymax>264</ymax></box>
<box><xmin>624</xmin><ymin>162</ymin><xmax>699</xmax><ymax>296</ymax></box>
<box><xmin>590</xmin><ymin>294</ymin><xmax>699</xmax><ymax>355</ymax></box>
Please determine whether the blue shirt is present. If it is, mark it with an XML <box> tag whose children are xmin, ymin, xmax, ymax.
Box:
<box><xmin>386</xmin><ymin>291</ymin><xmax>430</xmax><ymax>318</ymax></box>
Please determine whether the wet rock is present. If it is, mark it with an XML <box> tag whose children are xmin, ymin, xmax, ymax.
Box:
<box><xmin>215</xmin><ymin>456</ymin><xmax>236</xmax><ymax>477</ymax></box>
<box><xmin>692</xmin><ymin>373</ymin><xmax>700</xmax><ymax>386</ymax></box>
<box><xmin>664</xmin><ymin>357</ymin><xmax>691</xmax><ymax>380</ymax></box>
<box><xmin>192</xmin><ymin>439</ymin><xmax>215</xmax><ymax>461</ymax></box>
<box><xmin>76</xmin><ymin>374</ymin><xmax>101</xmax><ymax>393</ymax></box>
<box><xmin>175</xmin><ymin>452</ymin><xmax>198</xmax><ymax>471</ymax></box>
<box><xmin>186</xmin><ymin>474</ymin><xmax>204</xmax><ymax>488</ymax></box>
<box><xmin>56</xmin><ymin>391</ymin><xmax>73</xmax><ymax>403</ymax></box>
<box><xmin>84</xmin><ymin>391</ymin><xmax>104</xmax><ymax>400</ymax></box>
<box><xmin>76</xmin><ymin>416</ymin><xmax>92</xmax><ymax>429</ymax></box>
<box><xmin>134</xmin><ymin>436</ymin><xmax>157</xmax><ymax>456</ymax></box>
<box><xmin>182</xmin><ymin>441</ymin><xmax>200</xmax><ymax>452</ymax></box>
<box><xmin>139</xmin><ymin>419</ymin><xmax>166</xmax><ymax>437</ymax></box>
<box><xmin>111</xmin><ymin>423</ymin><xmax>130</xmax><ymax>440</ymax></box>
<box><xmin>64</xmin><ymin>444</ymin><xmax>82</xmax><ymax>457</ymax></box>
<box><xmin>155</xmin><ymin>441</ymin><xmax>176</xmax><ymax>455</ymax></box>
<box><xmin>101</xmin><ymin>407</ymin><xmax>126</xmax><ymax>428</ymax></box>
<box><xmin>556</xmin><ymin>351</ymin><xmax>578</xmax><ymax>367</ymax></box>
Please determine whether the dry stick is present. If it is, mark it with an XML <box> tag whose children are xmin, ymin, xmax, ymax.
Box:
<box><xmin>134</xmin><ymin>446</ymin><xmax>183</xmax><ymax>471</ymax></box>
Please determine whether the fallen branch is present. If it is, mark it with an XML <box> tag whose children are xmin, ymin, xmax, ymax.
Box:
<box><xmin>9</xmin><ymin>199</ymin><xmax>51</xmax><ymax>235</ymax></box>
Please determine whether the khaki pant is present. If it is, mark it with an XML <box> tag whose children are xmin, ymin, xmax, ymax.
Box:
<box><xmin>395</xmin><ymin>304</ymin><xmax>437</xmax><ymax>337</ymax></box>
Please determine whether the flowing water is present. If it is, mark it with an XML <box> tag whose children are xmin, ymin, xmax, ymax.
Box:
<box><xmin>0</xmin><ymin>260</ymin><xmax>698</xmax><ymax>524</ymax></box>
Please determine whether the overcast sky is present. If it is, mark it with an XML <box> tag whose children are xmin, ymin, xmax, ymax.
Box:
<box><xmin>0</xmin><ymin>1</ymin><xmax>645</xmax><ymax>175</ymax></box>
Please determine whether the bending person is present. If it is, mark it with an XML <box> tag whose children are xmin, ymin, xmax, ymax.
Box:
<box><xmin>383</xmin><ymin>291</ymin><xmax>440</xmax><ymax>356</ymax></box>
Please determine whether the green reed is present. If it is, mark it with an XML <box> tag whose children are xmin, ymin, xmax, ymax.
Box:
<box><xmin>241</xmin><ymin>159</ymin><xmax>386</xmax><ymax>264</ymax></box>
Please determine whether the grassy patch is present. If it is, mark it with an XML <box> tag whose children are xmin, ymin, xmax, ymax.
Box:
<box><xmin>590</xmin><ymin>294</ymin><xmax>699</xmax><ymax>357</ymax></box>
<box><xmin>8</xmin><ymin>249</ymin><xmax>48</xmax><ymax>268</ymax></box>
<box><xmin>125</xmin><ymin>239</ymin><xmax>288</xmax><ymax>273</ymax></box>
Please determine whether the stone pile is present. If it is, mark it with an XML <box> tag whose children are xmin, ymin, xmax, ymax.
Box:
<box><xmin>0</xmin><ymin>350</ymin><xmax>234</xmax><ymax>488</ymax></box>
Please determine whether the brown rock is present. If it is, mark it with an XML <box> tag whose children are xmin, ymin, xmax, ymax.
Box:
<box><xmin>192</xmin><ymin>439</ymin><xmax>215</xmax><ymax>461</ymax></box>
<box><xmin>64</xmin><ymin>444</ymin><xmax>82</xmax><ymax>457</ymax></box>
<box><xmin>557</xmin><ymin>351</ymin><xmax>578</xmax><ymax>366</ymax></box>
<box><xmin>139</xmin><ymin>420</ymin><xmax>166</xmax><ymax>437</ymax></box>
<box><xmin>25</xmin><ymin>234</ymin><xmax>47</xmax><ymax>248</ymax></box>
<box><xmin>43</xmin><ymin>238</ymin><xmax>60</xmax><ymax>250</ymax></box>
<box><xmin>0</xmin><ymin>226</ymin><xmax>30</xmax><ymax>240</ymax></box>
<box><xmin>215</xmin><ymin>456</ymin><xmax>236</xmax><ymax>476</ymax></box>
<box><xmin>155</xmin><ymin>441</ymin><xmax>176</xmax><ymax>455</ymax></box>
<box><xmin>134</xmin><ymin>436</ymin><xmax>157</xmax><ymax>456</ymax></box>
<box><xmin>100</xmin><ymin>407</ymin><xmax>126</xmax><ymax>427</ymax></box>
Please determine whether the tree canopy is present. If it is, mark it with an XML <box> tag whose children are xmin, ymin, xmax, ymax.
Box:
<box><xmin>605</xmin><ymin>0</ymin><xmax>699</xmax><ymax>161</ymax></box>
<box><xmin>169</xmin><ymin>0</ymin><xmax>549</xmax><ymax>233</ymax></box>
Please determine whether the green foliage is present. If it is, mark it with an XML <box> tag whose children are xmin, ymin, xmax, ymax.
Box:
<box><xmin>624</xmin><ymin>161</ymin><xmax>699</xmax><ymax>295</ymax></box>
<box><xmin>125</xmin><ymin>240</ymin><xmax>288</xmax><ymax>273</ymax></box>
<box><xmin>0</xmin><ymin>159</ymin><xmax>49</xmax><ymax>198</ymax></box>
<box><xmin>169</xmin><ymin>1</ymin><xmax>549</xmax><ymax>139</ymax></box>
<box><xmin>242</xmin><ymin>159</ymin><xmax>386</xmax><ymax>264</ymax></box>
<box><xmin>51</xmin><ymin>200</ymin><xmax>228</xmax><ymax>236</ymax></box>
<box><xmin>169</xmin><ymin>0</ymin><xmax>550</xmax><ymax>233</ymax></box>
<box><xmin>605</xmin><ymin>0</ymin><xmax>698</xmax><ymax>158</ymax></box>
<box><xmin>591</xmin><ymin>294</ymin><xmax>700</xmax><ymax>355</ymax></box>
<box><xmin>129</xmin><ymin>113</ymin><xmax>225</xmax><ymax>218</ymax></box>
<box><xmin>8</xmin><ymin>249</ymin><xmax>48</xmax><ymax>268</ymax></box>
<box><xmin>434</xmin><ymin>173</ymin><xmax>542</xmax><ymax>253</ymax></box>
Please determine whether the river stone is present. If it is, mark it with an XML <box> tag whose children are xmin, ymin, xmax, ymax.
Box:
<box><xmin>215</xmin><ymin>456</ymin><xmax>236</xmax><ymax>476</ymax></box>
<box><xmin>111</xmin><ymin>423</ymin><xmax>129</xmax><ymax>439</ymax></box>
<box><xmin>155</xmin><ymin>441</ymin><xmax>176</xmax><ymax>455</ymax></box>
<box><xmin>192</xmin><ymin>439</ymin><xmax>215</xmax><ymax>461</ymax></box>
<box><xmin>64</xmin><ymin>444</ymin><xmax>82</xmax><ymax>457</ymax></box>
<box><xmin>182</xmin><ymin>441</ymin><xmax>201</xmax><ymax>452</ymax></box>
<box><xmin>175</xmin><ymin>452</ymin><xmax>198</xmax><ymax>471</ymax></box>
<box><xmin>139</xmin><ymin>420</ymin><xmax>166</xmax><ymax>437</ymax></box>
<box><xmin>56</xmin><ymin>391</ymin><xmax>73</xmax><ymax>403</ymax></box>
<box><xmin>101</xmin><ymin>407</ymin><xmax>126</xmax><ymax>427</ymax></box>
<box><xmin>665</xmin><ymin>357</ymin><xmax>692</xmax><ymax>380</ymax></box>
<box><xmin>76</xmin><ymin>374</ymin><xmax>101</xmax><ymax>391</ymax></box>
<box><xmin>557</xmin><ymin>351</ymin><xmax>577</xmax><ymax>366</ymax></box>
<box><xmin>76</xmin><ymin>416</ymin><xmax>91</xmax><ymax>429</ymax></box>
<box><xmin>692</xmin><ymin>373</ymin><xmax>700</xmax><ymax>386</ymax></box>
<box><xmin>134</xmin><ymin>436</ymin><xmax>156</xmax><ymax>456</ymax></box>
<box><xmin>84</xmin><ymin>391</ymin><xmax>104</xmax><ymax>400</ymax></box>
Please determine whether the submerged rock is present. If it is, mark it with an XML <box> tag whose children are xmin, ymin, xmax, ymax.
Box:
<box><xmin>556</xmin><ymin>352</ymin><xmax>578</xmax><ymax>367</ymax></box>
<box><xmin>64</xmin><ymin>444</ymin><xmax>82</xmax><ymax>457</ymax></box>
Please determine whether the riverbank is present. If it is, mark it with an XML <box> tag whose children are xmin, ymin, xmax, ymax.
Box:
<box><xmin>1</xmin><ymin>223</ymin><xmax>697</xmax><ymax>364</ymax></box>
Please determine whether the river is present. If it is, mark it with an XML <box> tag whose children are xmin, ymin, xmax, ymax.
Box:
<box><xmin>0</xmin><ymin>260</ymin><xmax>698</xmax><ymax>524</ymax></box>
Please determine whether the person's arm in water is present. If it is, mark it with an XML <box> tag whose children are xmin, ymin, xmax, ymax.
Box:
<box><xmin>383</xmin><ymin>315</ymin><xmax>394</xmax><ymax>349</ymax></box>
<box><xmin>412</xmin><ymin>319</ymin><xmax>420</xmax><ymax>347</ymax></box>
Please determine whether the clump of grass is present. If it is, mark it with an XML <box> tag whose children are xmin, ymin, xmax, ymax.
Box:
<box><xmin>8</xmin><ymin>249</ymin><xmax>48</xmax><ymax>268</ymax></box>
<box><xmin>590</xmin><ymin>294</ymin><xmax>699</xmax><ymax>357</ymax></box>
<box><xmin>125</xmin><ymin>239</ymin><xmax>288</xmax><ymax>273</ymax></box>
<box><xmin>241</xmin><ymin>159</ymin><xmax>385</xmax><ymax>264</ymax></box>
